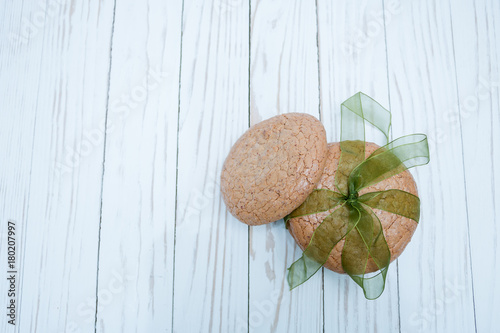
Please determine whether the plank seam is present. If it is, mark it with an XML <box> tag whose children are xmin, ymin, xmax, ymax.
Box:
<box><xmin>315</xmin><ymin>0</ymin><xmax>322</xmax><ymax>124</ymax></box>
<box><xmin>313</xmin><ymin>1</ymin><xmax>325</xmax><ymax>332</ymax></box>
<box><xmin>381</xmin><ymin>1</ymin><xmax>401</xmax><ymax>331</ymax></box>
<box><xmin>247</xmin><ymin>1</ymin><xmax>252</xmax><ymax>331</ymax></box>
<box><xmin>93</xmin><ymin>0</ymin><xmax>117</xmax><ymax>331</ymax></box>
<box><xmin>171</xmin><ymin>0</ymin><xmax>185</xmax><ymax>331</ymax></box>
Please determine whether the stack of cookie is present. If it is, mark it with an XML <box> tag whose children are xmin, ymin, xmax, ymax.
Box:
<box><xmin>220</xmin><ymin>113</ymin><xmax>418</xmax><ymax>275</ymax></box>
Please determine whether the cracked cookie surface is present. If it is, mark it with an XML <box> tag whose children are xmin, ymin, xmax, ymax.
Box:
<box><xmin>221</xmin><ymin>113</ymin><xmax>328</xmax><ymax>225</ymax></box>
<box><xmin>288</xmin><ymin>142</ymin><xmax>419</xmax><ymax>273</ymax></box>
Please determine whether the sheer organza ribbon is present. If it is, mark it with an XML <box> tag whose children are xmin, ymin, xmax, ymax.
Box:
<box><xmin>285</xmin><ymin>92</ymin><xmax>430</xmax><ymax>300</ymax></box>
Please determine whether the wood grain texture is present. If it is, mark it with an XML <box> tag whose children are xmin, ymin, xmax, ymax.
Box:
<box><xmin>0</xmin><ymin>1</ymin><xmax>47</xmax><ymax>332</ymax></box>
<box><xmin>5</xmin><ymin>1</ymin><xmax>116</xmax><ymax>332</ymax></box>
<box><xmin>172</xmin><ymin>0</ymin><xmax>250</xmax><ymax>332</ymax></box>
<box><xmin>450</xmin><ymin>0</ymin><xmax>500</xmax><ymax>331</ymax></box>
<box><xmin>249</xmin><ymin>0</ymin><xmax>322</xmax><ymax>332</ymax></box>
<box><xmin>385</xmin><ymin>0</ymin><xmax>476</xmax><ymax>332</ymax></box>
<box><xmin>95</xmin><ymin>0</ymin><xmax>182</xmax><ymax>332</ymax></box>
<box><xmin>316</xmin><ymin>1</ymin><xmax>400</xmax><ymax>331</ymax></box>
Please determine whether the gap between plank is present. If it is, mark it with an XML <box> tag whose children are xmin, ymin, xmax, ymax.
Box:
<box><xmin>381</xmin><ymin>0</ymin><xmax>402</xmax><ymax>331</ymax></box>
<box><xmin>312</xmin><ymin>1</ymin><xmax>325</xmax><ymax>332</ymax></box>
<box><xmin>247</xmin><ymin>1</ymin><xmax>252</xmax><ymax>331</ymax></box>
<box><xmin>93</xmin><ymin>0</ymin><xmax>117</xmax><ymax>331</ymax></box>
<box><xmin>171</xmin><ymin>0</ymin><xmax>186</xmax><ymax>331</ymax></box>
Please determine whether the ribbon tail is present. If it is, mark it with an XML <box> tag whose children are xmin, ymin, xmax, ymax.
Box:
<box><xmin>342</xmin><ymin>203</ymin><xmax>391</xmax><ymax>300</ymax></box>
<box><xmin>288</xmin><ymin>203</ymin><xmax>356</xmax><ymax>290</ymax></box>
<box><xmin>350</xmin><ymin>266</ymin><xmax>389</xmax><ymax>300</ymax></box>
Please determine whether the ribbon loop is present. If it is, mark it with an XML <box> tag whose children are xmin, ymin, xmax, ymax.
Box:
<box><xmin>336</xmin><ymin>93</ymin><xmax>392</xmax><ymax>195</ymax></box>
<box><xmin>349</xmin><ymin>134</ymin><xmax>429</xmax><ymax>192</ymax></box>
<box><xmin>340</xmin><ymin>92</ymin><xmax>392</xmax><ymax>143</ymax></box>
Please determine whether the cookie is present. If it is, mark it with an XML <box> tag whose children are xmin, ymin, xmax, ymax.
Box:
<box><xmin>287</xmin><ymin>142</ymin><xmax>419</xmax><ymax>273</ymax></box>
<box><xmin>221</xmin><ymin>113</ymin><xmax>328</xmax><ymax>225</ymax></box>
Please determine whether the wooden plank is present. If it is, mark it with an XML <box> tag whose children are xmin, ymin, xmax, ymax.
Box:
<box><xmin>94</xmin><ymin>0</ymin><xmax>182</xmax><ymax>332</ymax></box>
<box><xmin>385</xmin><ymin>0</ymin><xmax>476</xmax><ymax>332</ymax></box>
<box><xmin>7</xmin><ymin>1</ymin><xmax>116</xmax><ymax>332</ymax></box>
<box><xmin>172</xmin><ymin>0</ymin><xmax>250</xmax><ymax>331</ymax></box>
<box><xmin>450</xmin><ymin>0</ymin><xmax>500</xmax><ymax>331</ymax></box>
<box><xmin>249</xmin><ymin>0</ymin><xmax>323</xmax><ymax>332</ymax></box>
<box><xmin>316</xmin><ymin>1</ymin><xmax>400</xmax><ymax>332</ymax></box>
<box><xmin>0</xmin><ymin>1</ymin><xmax>47</xmax><ymax>331</ymax></box>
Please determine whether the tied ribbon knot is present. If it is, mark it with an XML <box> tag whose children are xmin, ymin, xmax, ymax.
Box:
<box><xmin>285</xmin><ymin>92</ymin><xmax>430</xmax><ymax>300</ymax></box>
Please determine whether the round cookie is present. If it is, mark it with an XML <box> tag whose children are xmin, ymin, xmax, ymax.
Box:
<box><xmin>221</xmin><ymin>113</ymin><xmax>328</xmax><ymax>226</ymax></box>
<box><xmin>288</xmin><ymin>142</ymin><xmax>418</xmax><ymax>273</ymax></box>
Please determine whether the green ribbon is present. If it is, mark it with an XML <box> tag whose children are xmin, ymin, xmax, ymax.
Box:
<box><xmin>285</xmin><ymin>92</ymin><xmax>430</xmax><ymax>300</ymax></box>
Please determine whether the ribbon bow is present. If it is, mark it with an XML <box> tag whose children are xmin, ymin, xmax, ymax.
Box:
<box><xmin>285</xmin><ymin>92</ymin><xmax>430</xmax><ymax>300</ymax></box>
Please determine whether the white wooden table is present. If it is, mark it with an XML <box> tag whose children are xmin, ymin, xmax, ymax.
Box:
<box><xmin>1</xmin><ymin>0</ymin><xmax>498</xmax><ymax>332</ymax></box>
